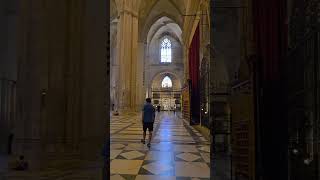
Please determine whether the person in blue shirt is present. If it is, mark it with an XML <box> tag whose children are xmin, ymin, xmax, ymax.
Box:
<box><xmin>141</xmin><ymin>98</ymin><xmax>155</xmax><ymax>148</ymax></box>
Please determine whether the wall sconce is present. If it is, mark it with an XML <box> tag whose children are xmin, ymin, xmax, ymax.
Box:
<box><xmin>41</xmin><ymin>89</ymin><xmax>47</xmax><ymax>109</ymax></box>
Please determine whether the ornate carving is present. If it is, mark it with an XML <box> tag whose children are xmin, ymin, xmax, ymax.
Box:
<box><xmin>290</xmin><ymin>0</ymin><xmax>320</xmax><ymax>47</ymax></box>
<box><xmin>288</xmin><ymin>1</ymin><xmax>320</xmax><ymax>177</ymax></box>
<box><xmin>231</xmin><ymin>80</ymin><xmax>252</xmax><ymax>95</ymax></box>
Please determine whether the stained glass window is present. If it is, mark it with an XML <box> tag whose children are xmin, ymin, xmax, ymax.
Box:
<box><xmin>161</xmin><ymin>38</ymin><xmax>172</xmax><ymax>62</ymax></box>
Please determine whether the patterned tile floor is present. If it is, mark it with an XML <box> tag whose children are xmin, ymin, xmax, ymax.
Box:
<box><xmin>110</xmin><ymin>111</ymin><xmax>210</xmax><ymax>180</ymax></box>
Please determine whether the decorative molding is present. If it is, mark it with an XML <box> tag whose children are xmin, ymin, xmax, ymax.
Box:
<box><xmin>119</xmin><ymin>9</ymin><xmax>138</xmax><ymax>18</ymax></box>
<box><xmin>289</xmin><ymin>0</ymin><xmax>320</xmax><ymax>47</ymax></box>
<box><xmin>231</xmin><ymin>80</ymin><xmax>252</xmax><ymax>95</ymax></box>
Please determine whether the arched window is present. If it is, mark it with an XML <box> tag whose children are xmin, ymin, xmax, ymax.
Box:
<box><xmin>161</xmin><ymin>76</ymin><xmax>173</xmax><ymax>88</ymax></box>
<box><xmin>160</xmin><ymin>38</ymin><xmax>172</xmax><ymax>63</ymax></box>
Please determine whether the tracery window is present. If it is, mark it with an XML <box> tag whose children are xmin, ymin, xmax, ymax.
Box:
<box><xmin>160</xmin><ymin>38</ymin><xmax>172</xmax><ymax>63</ymax></box>
<box><xmin>161</xmin><ymin>76</ymin><xmax>172</xmax><ymax>88</ymax></box>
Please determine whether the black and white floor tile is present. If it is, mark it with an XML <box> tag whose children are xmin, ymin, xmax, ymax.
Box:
<box><xmin>110</xmin><ymin>111</ymin><xmax>210</xmax><ymax>180</ymax></box>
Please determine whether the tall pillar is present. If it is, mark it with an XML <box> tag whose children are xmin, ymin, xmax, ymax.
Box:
<box><xmin>136</xmin><ymin>42</ymin><xmax>146</xmax><ymax>110</ymax></box>
<box><xmin>14</xmin><ymin>0</ymin><xmax>107</xmax><ymax>171</ymax></box>
<box><xmin>80</xmin><ymin>0</ymin><xmax>107</xmax><ymax>160</ymax></box>
<box><xmin>116</xmin><ymin>0</ymin><xmax>140</xmax><ymax>111</ymax></box>
<box><xmin>111</xmin><ymin>19</ymin><xmax>119</xmax><ymax>111</ymax></box>
<box><xmin>0</xmin><ymin>0</ymin><xmax>18</xmax><ymax>175</ymax></box>
<box><xmin>14</xmin><ymin>0</ymin><xmax>50</xmax><ymax>169</ymax></box>
<box><xmin>144</xmin><ymin>46</ymin><xmax>152</xmax><ymax>100</ymax></box>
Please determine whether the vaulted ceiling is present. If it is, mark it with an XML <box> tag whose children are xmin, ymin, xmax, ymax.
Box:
<box><xmin>110</xmin><ymin>0</ymin><xmax>205</xmax><ymax>44</ymax></box>
<box><xmin>139</xmin><ymin>0</ymin><xmax>186</xmax><ymax>18</ymax></box>
<box><xmin>147</xmin><ymin>16</ymin><xmax>182</xmax><ymax>44</ymax></box>
<box><xmin>138</xmin><ymin>0</ymin><xmax>185</xmax><ymax>42</ymax></box>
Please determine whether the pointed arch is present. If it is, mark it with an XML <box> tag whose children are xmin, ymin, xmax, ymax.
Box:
<box><xmin>161</xmin><ymin>76</ymin><xmax>173</xmax><ymax>88</ymax></box>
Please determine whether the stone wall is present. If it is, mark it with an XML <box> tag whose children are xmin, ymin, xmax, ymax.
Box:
<box><xmin>146</xmin><ymin>34</ymin><xmax>184</xmax><ymax>93</ymax></box>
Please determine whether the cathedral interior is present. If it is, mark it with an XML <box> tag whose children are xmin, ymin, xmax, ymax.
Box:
<box><xmin>0</xmin><ymin>0</ymin><xmax>319</xmax><ymax>179</ymax></box>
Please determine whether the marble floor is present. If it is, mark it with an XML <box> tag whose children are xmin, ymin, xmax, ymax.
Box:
<box><xmin>110</xmin><ymin>111</ymin><xmax>210</xmax><ymax>180</ymax></box>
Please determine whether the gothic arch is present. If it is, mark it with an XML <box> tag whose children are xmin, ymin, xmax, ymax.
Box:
<box><xmin>148</xmin><ymin>21</ymin><xmax>182</xmax><ymax>45</ymax></box>
<box><xmin>141</xmin><ymin>13</ymin><xmax>182</xmax><ymax>43</ymax></box>
<box><xmin>150</xmin><ymin>71</ymin><xmax>182</xmax><ymax>89</ymax></box>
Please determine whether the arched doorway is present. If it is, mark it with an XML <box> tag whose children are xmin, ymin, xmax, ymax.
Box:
<box><xmin>151</xmin><ymin>72</ymin><xmax>182</xmax><ymax>111</ymax></box>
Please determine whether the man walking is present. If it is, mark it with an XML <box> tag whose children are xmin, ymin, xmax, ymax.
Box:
<box><xmin>141</xmin><ymin>98</ymin><xmax>155</xmax><ymax>148</ymax></box>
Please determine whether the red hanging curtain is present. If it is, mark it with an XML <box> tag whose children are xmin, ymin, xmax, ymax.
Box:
<box><xmin>252</xmin><ymin>0</ymin><xmax>288</xmax><ymax>179</ymax></box>
<box><xmin>253</xmin><ymin>0</ymin><xmax>288</xmax><ymax>82</ymax></box>
<box><xmin>188</xmin><ymin>24</ymin><xmax>200</xmax><ymax>123</ymax></box>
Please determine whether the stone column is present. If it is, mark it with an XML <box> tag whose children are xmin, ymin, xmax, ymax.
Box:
<box><xmin>116</xmin><ymin>0</ymin><xmax>140</xmax><ymax>111</ymax></box>
<box><xmin>44</xmin><ymin>0</ymin><xmax>73</xmax><ymax>157</ymax></box>
<box><xmin>136</xmin><ymin>42</ymin><xmax>146</xmax><ymax>110</ymax></box>
<box><xmin>80</xmin><ymin>0</ymin><xmax>107</xmax><ymax>161</ymax></box>
<box><xmin>14</xmin><ymin>0</ymin><xmax>107</xmax><ymax>170</ymax></box>
<box><xmin>63</xmin><ymin>0</ymin><xmax>84</xmax><ymax>154</ymax></box>
<box><xmin>14</xmin><ymin>0</ymin><xmax>50</xmax><ymax>169</ymax></box>
<box><xmin>144</xmin><ymin>46</ymin><xmax>152</xmax><ymax>99</ymax></box>
<box><xmin>111</xmin><ymin>19</ymin><xmax>119</xmax><ymax>111</ymax></box>
<box><xmin>0</xmin><ymin>0</ymin><xmax>18</xmax><ymax>175</ymax></box>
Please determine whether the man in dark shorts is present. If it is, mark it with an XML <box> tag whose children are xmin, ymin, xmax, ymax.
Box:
<box><xmin>141</xmin><ymin>98</ymin><xmax>155</xmax><ymax>148</ymax></box>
